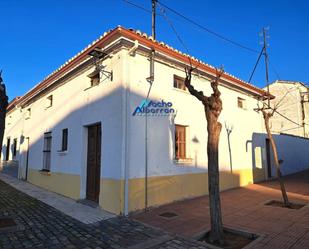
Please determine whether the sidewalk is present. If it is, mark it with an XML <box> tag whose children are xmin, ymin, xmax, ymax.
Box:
<box><xmin>133</xmin><ymin>171</ymin><xmax>309</xmax><ymax>249</ymax></box>
<box><xmin>0</xmin><ymin>173</ymin><xmax>115</xmax><ymax>224</ymax></box>
<box><xmin>0</xmin><ymin>178</ymin><xmax>210</xmax><ymax>248</ymax></box>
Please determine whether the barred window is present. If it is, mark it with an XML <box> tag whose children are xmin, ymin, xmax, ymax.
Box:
<box><xmin>61</xmin><ymin>128</ymin><xmax>68</xmax><ymax>151</ymax></box>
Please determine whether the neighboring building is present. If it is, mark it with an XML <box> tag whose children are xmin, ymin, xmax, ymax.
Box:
<box><xmin>2</xmin><ymin>26</ymin><xmax>273</xmax><ymax>215</ymax></box>
<box><xmin>265</xmin><ymin>80</ymin><xmax>309</xmax><ymax>137</ymax></box>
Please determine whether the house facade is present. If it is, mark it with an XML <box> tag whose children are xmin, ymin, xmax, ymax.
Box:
<box><xmin>265</xmin><ymin>80</ymin><xmax>309</xmax><ymax>137</ymax></box>
<box><xmin>2</xmin><ymin>26</ymin><xmax>272</xmax><ymax>215</ymax></box>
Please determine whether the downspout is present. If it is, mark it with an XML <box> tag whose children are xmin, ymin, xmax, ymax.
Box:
<box><xmin>123</xmin><ymin>51</ymin><xmax>130</xmax><ymax>216</ymax></box>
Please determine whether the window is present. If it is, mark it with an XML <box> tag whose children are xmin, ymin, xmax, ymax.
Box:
<box><xmin>88</xmin><ymin>70</ymin><xmax>100</xmax><ymax>87</ymax></box>
<box><xmin>173</xmin><ymin>75</ymin><xmax>186</xmax><ymax>91</ymax></box>
<box><xmin>13</xmin><ymin>139</ymin><xmax>17</xmax><ymax>158</ymax></box>
<box><xmin>61</xmin><ymin>128</ymin><xmax>68</xmax><ymax>151</ymax></box>
<box><xmin>175</xmin><ymin>125</ymin><xmax>187</xmax><ymax>159</ymax></box>
<box><xmin>46</xmin><ymin>95</ymin><xmax>53</xmax><ymax>108</ymax></box>
<box><xmin>25</xmin><ymin>108</ymin><xmax>31</xmax><ymax>119</ymax></box>
<box><xmin>42</xmin><ymin>132</ymin><xmax>52</xmax><ymax>171</ymax></box>
<box><xmin>237</xmin><ymin>97</ymin><xmax>246</xmax><ymax>109</ymax></box>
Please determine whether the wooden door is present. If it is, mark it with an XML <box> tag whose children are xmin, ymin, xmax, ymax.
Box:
<box><xmin>86</xmin><ymin>124</ymin><xmax>101</xmax><ymax>202</ymax></box>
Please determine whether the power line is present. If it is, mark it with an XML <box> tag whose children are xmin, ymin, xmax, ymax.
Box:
<box><xmin>269</xmin><ymin>59</ymin><xmax>281</xmax><ymax>80</ymax></box>
<box><xmin>157</xmin><ymin>3</ymin><xmax>190</xmax><ymax>55</ymax></box>
<box><xmin>248</xmin><ymin>47</ymin><xmax>264</xmax><ymax>83</ymax></box>
<box><xmin>123</xmin><ymin>0</ymin><xmax>259</xmax><ymax>54</ymax></box>
<box><xmin>274</xmin><ymin>109</ymin><xmax>309</xmax><ymax>127</ymax></box>
<box><xmin>122</xmin><ymin>0</ymin><xmax>162</xmax><ymax>16</ymax></box>
<box><xmin>157</xmin><ymin>1</ymin><xmax>259</xmax><ymax>54</ymax></box>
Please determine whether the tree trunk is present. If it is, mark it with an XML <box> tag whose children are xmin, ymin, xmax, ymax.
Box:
<box><xmin>184</xmin><ymin>67</ymin><xmax>224</xmax><ymax>243</ymax></box>
<box><xmin>0</xmin><ymin>84</ymin><xmax>8</xmax><ymax>154</ymax></box>
<box><xmin>263</xmin><ymin>112</ymin><xmax>290</xmax><ymax>207</ymax></box>
<box><xmin>206</xmin><ymin>110</ymin><xmax>224</xmax><ymax>244</ymax></box>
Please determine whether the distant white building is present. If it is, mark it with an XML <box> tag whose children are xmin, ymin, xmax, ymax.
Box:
<box><xmin>2</xmin><ymin>26</ymin><xmax>274</xmax><ymax>215</ymax></box>
<box><xmin>265</xmin><ymin>80</ymin><xmax>309</xmax><ymax>137</ymax></box>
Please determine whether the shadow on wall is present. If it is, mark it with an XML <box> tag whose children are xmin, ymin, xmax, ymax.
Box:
<box><xmin>0</xmin><ymin>84</ymin><xmax>250</xmax><ymax>214</ymax></box>
<box><xmin>251</xmin><ymin>132</ymin><xmax>309</xmax><ymax>185</ymax></box>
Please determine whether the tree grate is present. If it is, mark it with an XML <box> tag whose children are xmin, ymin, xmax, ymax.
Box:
<box><xmin>158</xmin><ymin>212</ymin><xmax>178</xmax><ymax>218</ymax></box>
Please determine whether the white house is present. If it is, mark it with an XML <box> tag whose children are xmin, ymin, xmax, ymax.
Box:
<box><xmin>265</xmin><ymin>80</ymin><xmax>309</xmax><ymax>137</ymax></box>
<box><xmin>2</xmin><ymin>26</ymin><xmax>274</xmax><ymax>215</ymax></box>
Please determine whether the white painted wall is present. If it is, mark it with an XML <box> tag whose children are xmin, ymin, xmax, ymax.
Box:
<box><xmin>2</xmin><ymin>49</ymin><xmax>127</xmax><ymax>193</ymax></box>
<box><xmin>267</xmin><ymin>81</ymin><xmax>309</xmax><ymax>137</ymax></box>
<box><xmin>126</xmin><ymin>52</ymin><xmax>265</xmax><ymax>179</ymax></box>
<box><xmin>252</xmin><ymin>133</ymin><xmax>309</xmax><ymax>177</ymax></box>
<box><xmin>1</xmin><ymin>107</ymin><xmax>24</xmax><ymax>163</ymax></box>
<box><xmin>3</xmin><ymin>40</ymin><xmax>271</xmax><ymax>187</ymax></box>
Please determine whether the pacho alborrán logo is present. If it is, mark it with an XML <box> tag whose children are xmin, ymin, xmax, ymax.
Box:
<box><xmin>132</xmin><ymin>99</ymin><xmax>175</xmax><ymax>116</ymax></box>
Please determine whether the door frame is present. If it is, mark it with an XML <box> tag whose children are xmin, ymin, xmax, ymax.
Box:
<box><xmin>85</xmin><ymin>123</ymin><xmax>102</xmax><ymax>203</ymax></box>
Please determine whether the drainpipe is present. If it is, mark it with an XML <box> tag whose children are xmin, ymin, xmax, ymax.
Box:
<box><xmin>123</xmin><ymin>52</ymin><xmax>130</xmax><ymax>216</ymax></box>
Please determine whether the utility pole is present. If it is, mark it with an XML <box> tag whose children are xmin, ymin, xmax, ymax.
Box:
<box><xmin>262</xmin><ymin>27</ymin><xmax>270</xmax><ymax>107</ymax></box>
<box><xmin>152</xmin><ymin>0</ymin><xmax>156</xmax><ymax>40</ymax></box>
<box><xmin>145</xmin><ymin>0</ymin><xmax>156</xmax><ymax>211</ymax></box>
<box><xmin>259</xmin><ymin>27</ymin><xmax>291</xmax><ymax>207</ymax></box>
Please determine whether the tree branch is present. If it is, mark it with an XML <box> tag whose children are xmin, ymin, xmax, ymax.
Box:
<box><xmin>184</xmin><ymin>67</ymin><xmax>207</xmax><ymax>104</ymax></box>
<box><xmin>210</xmin><ymin>68</ymin><xmax>224</xmax><ymax>98</ymax></box>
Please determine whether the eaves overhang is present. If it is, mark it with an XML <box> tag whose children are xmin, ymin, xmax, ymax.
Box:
<box><xmin>8</xmin><ymin>26</ymin><xmax>274</xmax><ymax>112</ymax></box>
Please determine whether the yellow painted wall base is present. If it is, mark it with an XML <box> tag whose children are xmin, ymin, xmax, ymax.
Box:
<box><xmin>28</xmin><ymin>169</ymin><xmax>81</xmax><ymax>200</ymax></box>
<box><xmin>99</xmin><ymin>178</ymin><xmax>124</xmax><ymax>215</ymax></box>
<box><xmin>129</xmin><ymin>168</ymin><xmax>266</xmax><ymax>212</ymax></box>
<box><xmin>28</xmin><ymin>168</ymin><xmax>266</xmax><ymax>215</ymax></box>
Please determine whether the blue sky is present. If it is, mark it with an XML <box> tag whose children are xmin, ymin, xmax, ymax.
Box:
<box><xmin>0</xmin><ymin>0</ymin><xmax>308</xmax><ymax>100</ymax></box>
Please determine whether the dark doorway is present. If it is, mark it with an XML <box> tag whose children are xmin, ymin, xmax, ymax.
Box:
<box><xmin>86</xmin><ymin>124</ymin><xmax>101</xmax><ymax>203</ymax></box>
<box><xmin>25</xmin><ymin>137</ymin><xmax>30</xmax><ymax>181</ymax></box>
<box><xmin>266</xmin><ymin>138</ymin><xmax>272</xmax><ymax>178</ymax></box>
<box><xmin>5</xmin><ymin>138</ymin><xmax>10</xmax><ymax>161</ymax></box>
<box><xmin>12</xmin><ymin>139</ymin><xmax>17</xmax><ymax>159</ymax></box>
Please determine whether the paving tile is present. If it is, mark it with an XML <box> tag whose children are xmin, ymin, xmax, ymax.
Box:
<box><xmin>0</xmin><ymin>178</ymin><xmax>213</xmax><ymax>249</ymax></box>
<box><xmin>133</xmin><ymin>170</ymin><xmax>309</xmax><ymax>248</ymax></box>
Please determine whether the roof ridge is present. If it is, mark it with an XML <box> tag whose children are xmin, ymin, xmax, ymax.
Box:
<box><xmin>8</xmin><ymin>25</ymin><xmax>271</xmax><ymax>110</ymax></box>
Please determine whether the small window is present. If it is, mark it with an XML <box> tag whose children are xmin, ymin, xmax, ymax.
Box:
<box><xmin>61</xmin><ymin>128</ymin><xmax>68</xmax><ymax>151</ymax></box>
<box><xmin>237</xmin><ymin>97</ymin><xmax>246</xmax><ymax>109</ymax></box>
<box><xmin>46</xmin><ymin>95</ymin><xmax>53</xmax><ymax>108</ymax></box>
<box><xmin>13</xmin><ymin>138</ymin><xmax>17</xmax><ymax>158</ymax></box>
<box><xmin>173</xmin><ymin>75</ymin><xmax>186</xmax><ymax>91</ymax></box>
<box><xmin>88</xmin><ymin>70</ymin><xmax>100</xmax><ymax>87</ymax></box>
<box><xmin>175</xmin><ymin>125</ymin><xmax>187</xmax><ymax>159</ymax></box>
<box><xmin>25</xmin><ymin>108</ymin><xmax>31</xmax><ymax>119</ymax></box>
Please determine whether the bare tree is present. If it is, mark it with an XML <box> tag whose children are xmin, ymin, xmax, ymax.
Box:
<box><xmin>260</xmin><ymin>103</ymin><xmax>290</xmax><ymax>207</ymax></box>
<box><xmin>184</xmin><ymin>67</ymin><xmax>224</xmax><ymax>244</ymax></box>
<box><xmin>0</xmin><ymin>70</ymin><xmax>8</xmax><ymax>153</ymax></box>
